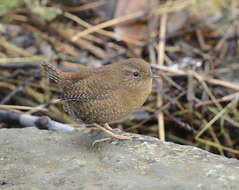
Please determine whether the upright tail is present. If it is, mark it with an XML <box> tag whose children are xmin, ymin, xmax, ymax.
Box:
<box><xmin>40</xmin><ymin>61</ymin><xmax>61</xmax><ymax>83</ymax></box>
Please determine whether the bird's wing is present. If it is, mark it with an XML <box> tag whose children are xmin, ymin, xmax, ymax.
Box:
<box><xmin>61</xmin><ymin>77</ymin><xmax>119</xmax><ymax>122</ymax></box>
<box><xmin>60</xmin><ymin>76</ymin><xmax>118</xmax><ymax>102</ymax></box>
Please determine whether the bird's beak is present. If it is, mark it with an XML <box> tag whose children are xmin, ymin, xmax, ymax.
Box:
<box><xmin>150</xmin><ymin>74</ymin><xmax>160</xmax><ymax>79</ymax></box>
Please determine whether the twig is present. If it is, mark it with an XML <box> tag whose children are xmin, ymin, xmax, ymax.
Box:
<box><xmin>193</xmin><ymin>71</ymin><xmax>223</xmax><ymax>110</ymax></box>
<box><xmin>71</xmin><ymin>10</ymin><xmax>144</xmax><ymax>41</ymax></box>
<box><xmin>194</xmin><ymin>110</ymin><xmax>224</xmax><ymax>155</ymax></box>
<box><xmin>187</xmin><ymin>71</ymin><xmax>194</xmax><ymax>114</ymax></box>
<box><xmin>208</xmin><ymin>107</ymin><xmax>239</xmax><ymax>128</ymax></box>
<box><xmin>195</xmin><ymin>29</ymin><xmax>211</xmax><ymax>51</ymax></box>
<box><xmin>195</xmin><ymin>92</ymin><xmax>239</xmax><ymax>108</ymax></box>
<box><xmin>0</xmin><ymin>105</ymin><xmax>46</xmax><ymax>111</ymax></box>
<box><xmin>0</xmin><ymin>56</ymin><xmax>44</xmax><ymax>64</ymax></box>
<box><xmin>22</xmin><ymin>23</ymin><xmax>79</xmax><ymax>56</ymax></box>
<box><xmin>62</xmin><ymin>0</ymin><xmax>106</xmax><ymax>12</ymax></box>
<box><xmin>147</xmin><ymin>0</ymin><xmax>157</xmax><ymax>65</ymax></box>
<box><xmin>101</xmin><ymin>26</ymin><xmax>198</xmax><ymax>64</ymax></box>
<box><xmin>26</xmin><ymin>14</ymin><xmax>106</xmax><ymax>59</ymax></box>
<box><xmin>157</xmin><ymin>13</ymin><xmax>167</xmax><ymax>141</ymax></box>
<box><xmin>201</xmin><ymin>62</ymin><xmax>210</xmax><ymax>113</ymax></box>
<box><xmin>223</xmin><ymin>128</ymin><xmax>236</xmax><ymax>158</ymax></box>
<box><xmin>71</xmin><ymin>0</ymin><xmax>193</xmax><ymax>41</ymax></box>
<box><xmin>165</xmin><ymin>111</ymin><xmax>198</xmax><ymax>134</ymax></box>
<box><xmin>0</xmin><ymin>109</ymin><xmax>74</xmax><ymax>131</ymax></box>
<box><xmin>196</xmin><ymin>99</ymin><xmax>238</xmax><ymax>139</ymax></box>
<box><xmin>0</xmin><ymin>77</ymin><xmax>33</xmax><ymax>105</ymax></box>
<box><xmin>0</xmin><ymin>37</ymin><xmax>31</xmax><ymax>56</ymax></box>
<box><xmin>196</xmin><ymin>137</ymin><xmax>239</xmax><ymax>155</ymax></box>
<box><xmin>26</xmin><ymin>99</ymin><xmax>61</xmax><ymax>114</ymax></box>
<box><xmin>0</xmin><ymin>62</ymin><xmax>39</xmax><ymax>69</ymax></box>
<box><xmin>64</xmin><ymin>12</ymin><xmax>142</xmax><ymax>46</ymax></box>
<box><xmin>167</xmin><ymin>134</ymin><xmax>195</xmax><ymax>146</ymax></box>
<box><xmin>160</xmin><ymin>72</ymin><xmax>183</xmax><ymax>90</ymax></box>
<box><xmin>152</xmin><ymin>64</ymin><xmax>239</xmax><ymax>91</ymax></box>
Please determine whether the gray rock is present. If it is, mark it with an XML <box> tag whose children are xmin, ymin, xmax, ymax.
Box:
<box><xmin>0</xmin><ymin>127</ymin><xmax>239</xmax><ymax>190</ymax></box>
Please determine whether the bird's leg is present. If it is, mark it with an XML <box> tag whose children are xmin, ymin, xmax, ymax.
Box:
<box><xmin>92</xmin><ymin>123</ymin><xmax>134</xmax><ymax>145</ymax></box>
<box><xmin>91</xmin><ymin>123</ymin><xmax>113</xmax><ymax>131</ymax></box>
<box><xmin>103</xmin><ymin>123</ymin><xmax>114</xmax><ymax>131</ymax></box>
<box><xmin>104</xmin><ymin>123</ymin><xmax>122</xmax><ymax>133</ymax></box>
<box><xmin>93</xmin><ymin>123</ymin><xmax>130</xmax><ymax>139</ymax></box>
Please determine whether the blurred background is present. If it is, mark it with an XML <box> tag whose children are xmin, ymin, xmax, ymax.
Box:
<box><xmin>0</xmin><ymin>0</ymin><xmax>239</xmax><ymax>158</ymax></box>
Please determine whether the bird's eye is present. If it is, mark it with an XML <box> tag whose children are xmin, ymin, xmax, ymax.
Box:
<box><xmin>133</xmin><ymin>72</ymin><xmax>140</xmax><ymax>77</ymax></box>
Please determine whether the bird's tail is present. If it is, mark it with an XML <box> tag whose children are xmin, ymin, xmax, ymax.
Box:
<box><xmin>40</xmin><ymin>61</ymin><xmax>61</xmax><ymax>83</ymax></box>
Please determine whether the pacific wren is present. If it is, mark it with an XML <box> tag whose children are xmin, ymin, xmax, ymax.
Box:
<box><xmin>41</xmin><ymin>58</ymin><xmax>157</xmax><ymax>141</ymax></box>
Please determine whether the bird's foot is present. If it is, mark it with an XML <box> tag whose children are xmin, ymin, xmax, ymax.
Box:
<box><xmin>92</xmin><ymin>123</ymin><xmax>134</xmax><ymax>145</ymax></box>
<box><xmin>103</xmin><ymin>123</ymin><xmax>114</xmax><ymax>131</ymax></box>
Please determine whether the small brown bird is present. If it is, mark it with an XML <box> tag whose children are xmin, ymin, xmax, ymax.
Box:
<box><xmin>41</xmin><ymin>58</ymin><xmax>158</xmax><ymax>142</ymax></box>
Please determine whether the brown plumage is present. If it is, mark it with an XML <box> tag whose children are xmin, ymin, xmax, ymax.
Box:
<box><xmin>41</xmin><ymin>58</ymin><xmax>155</xmax><ymax>142</ymax></box>
<box><xmin>41</xmin><ymin>58</ymin><xmax>153</xmax><ymax>124</ymax></box>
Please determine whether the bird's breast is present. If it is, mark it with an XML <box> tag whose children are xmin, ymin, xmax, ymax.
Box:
<box><xmin>114</xmin><ymin>78</ymin><xmax>152</xmax><ymax>116</ymax></box>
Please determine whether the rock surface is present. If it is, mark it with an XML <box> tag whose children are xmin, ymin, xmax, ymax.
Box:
<box><xmin>0</xmin><ymin>127</ymin><xmax>239</xmax><ymax>190</ymax></box>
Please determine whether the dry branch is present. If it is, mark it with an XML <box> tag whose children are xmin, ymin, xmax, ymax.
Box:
<box><xmin>0</xmin><ymin>109</ymin><xmax>75</xmax><ymax>131</ymax></box>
